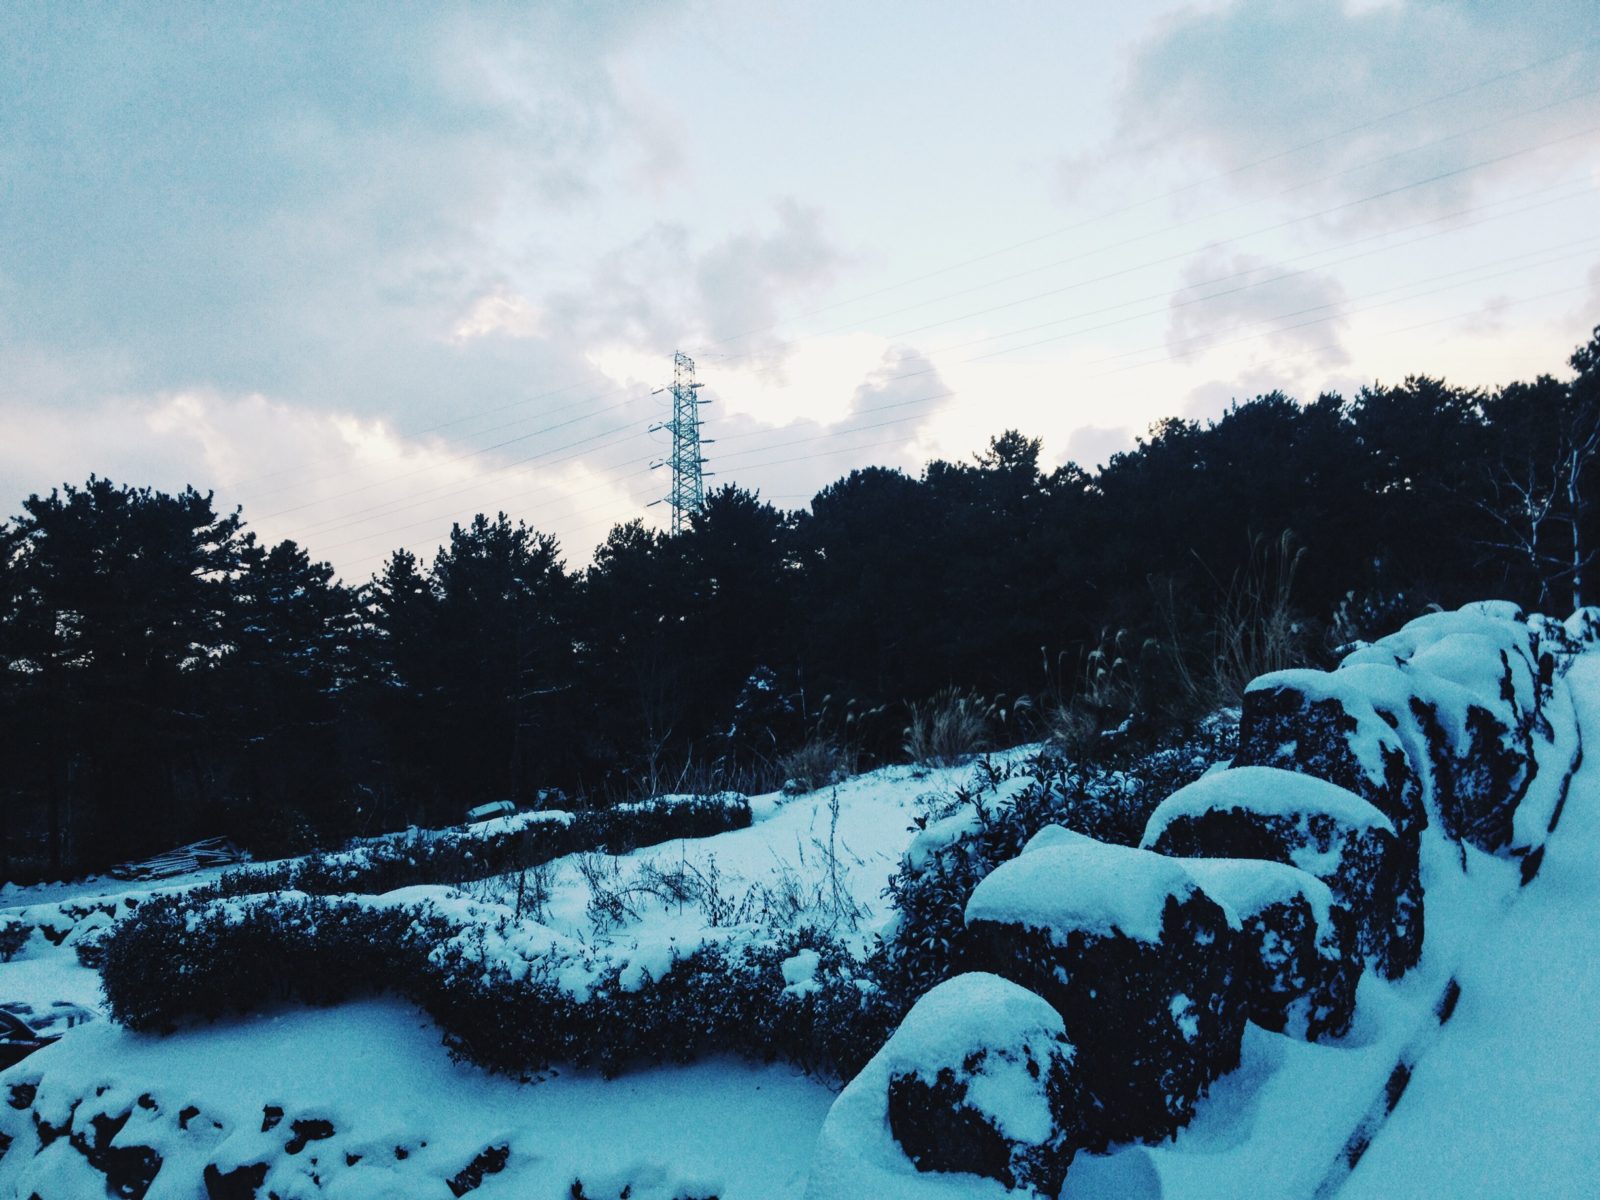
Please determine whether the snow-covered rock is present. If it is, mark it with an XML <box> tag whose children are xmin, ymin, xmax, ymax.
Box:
<box><xmin>1142</xmin><ymin>766</ymin><xmax>1420</xmax><ymax>979</ymax></box>
<box><xmin>884</xmin><ymin>973</ymin><xmax>1085</xmax><ymax>1195</ymax></box>
<box><xmin>1179</xmin><ymin>857</ymin><xmax>1357</xmax><ymax>1041</ymax></box>
<box><xmin>964</xmin><ymin>840</ymin><xmax>1243</xmax><ymax>1147</ymax></box>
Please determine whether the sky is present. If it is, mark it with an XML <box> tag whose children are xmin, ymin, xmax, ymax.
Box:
<box><xmin>3</xmin><ymin>0</ymin><xmax>1598</xmax><ymax>580</ymax></box>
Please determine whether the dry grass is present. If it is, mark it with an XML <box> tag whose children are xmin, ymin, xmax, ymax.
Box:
<box><xmin>1160</xmin><ymin>530</ymin><xmax>1309</xmax><ymax>713</ymax></box>
<box><xmin>903</xmin><ymin>687</ymin><xmax>994</xmax><ymax>768</ymax></box>
<box><xmin>776</xmin><ymin>736</ymin><xmax>856</xmax><ymax>796</ymax></box>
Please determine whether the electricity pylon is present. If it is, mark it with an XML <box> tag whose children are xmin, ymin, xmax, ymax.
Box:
<box><xmin>650</xmin><ymin>351</ymin><xmax>713</xmax><ymax>534</ymax></box>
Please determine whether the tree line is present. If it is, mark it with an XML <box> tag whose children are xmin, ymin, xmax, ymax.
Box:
<box><xmin>2</xmin><ymin>329</ymin><xmax>1596</xmax><ymax>880</ymax></box>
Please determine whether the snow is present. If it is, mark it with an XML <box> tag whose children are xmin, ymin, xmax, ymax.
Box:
<box><xmin>1142</xmin><ymin>765</ymin><xmax>1396</xmax><ymax>849</ymax></box>
<box><xmin>1340</xmin><ymin>653</ymin><xmax>1600</xmax><ymax>1199</ymax></box>
<box><xmin>806</xmin><ymin>1043</ymin><xmax>1015</xmax><ymax>1200</ymax></box>
<box><xmin>1177</xmin><ymin>856</ymin><xmax>1336</xmax><ymax>938</ymax></box>
<box><xmin>782</xmin><ymin>949</ymin><xmax>823</xmax><ymax>996</ymax></box>
<box><xmin>0</xmin><ymin>999</ymin><xmax>835</xmax><ymax>1200</ymax></box>
<box><xmin>883</xmin><ymin>973</ymin><xmax>1068</xmax><ymax>1146</ymax></box>
<box><xmin>1020</xmin><ymin>824</ymin><xmax>1099</xmax><ymax>855</ymax></box>
<box><xmin>5</xmin><ymin>634</ymin><xmax>1600</xmax><ymax>1199</ymax></box>
<box><xmin>965</xmin><ymin>840</ymin><xmax>1200</xmax><ymax>944</ymax></box>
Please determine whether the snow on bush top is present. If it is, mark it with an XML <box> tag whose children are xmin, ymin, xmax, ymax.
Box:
<box><xmin>1176</xmin><ymin>856</ymin><xmax>1335</xmax><ymax>936</ymax></box>
<box><xmin>904</xmin><ymin>809</ymin><xmax>983</xmax><ymax>872</ymax></box>
<box><xmin>965</xmin><ymin>839</ymin><xmax>1200</xmax><ymax>944</ymax></box>
<box><xmin>614</xmin><ymin>791</ymin><xmax>747</xmax><ymax>815</ymax></box>
<box><xmin>1456</xmin><ymin>600</ymin><xmax>1527</xmax><ymax>623</ymax></box>
<box><xmin>1566</xmin><ymin>607</ymin><xmax>1600</xmax><ymax>645</ymax></box>
<box><xmin>884</xmin><ymin>972</ymin><xmax>1071</xmax><ymax>1147</ymax></box>
<box><xmin>1141</xmin><ymin>766</ymin><xmax>1395</xmax><ymax>850</ymax></box>
<box><xmin>1356</xmin><ymin>607</ymin><xmax>1538</xmax><ymax>683</ymax></box>
<box><xmin>1021</xmin><ymin>824</ymin><xmax>1099</xmax><ymax>855</ymax></box>
<box><xmin>1244</xmin><ymin>667</ymin><xmax>1406</xmax><ymax>784</ymax></box>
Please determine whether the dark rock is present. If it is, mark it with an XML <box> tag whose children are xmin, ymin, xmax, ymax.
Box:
<box><xmin>284</xmin><ymin>1117</ymin><xmax>334</xmax><ymax>1155</ymax></box>
<box><xmin>1144</xmin><ymin>766</ymin><xmax>1420</xmax><ymax>979</ymax></box>
<box><xmin>7</xmin><ymin>1083</ymin><xmax>35</xmax><ymax>1111</ymax></box>
<box><xmin>882</xmin><ymin>973</ymin><xmax>1085</xmax><ymax>1193</ymax></box>
<box><xmin>1180</xmin><ymin>858</ymin><xmax>1358</xmax><ymax>1041</ymax></box>
<box><xmin>204</xmin><ymin>1161</ymin><xmax>268</xmax><ymax>1200</ymax></box>
<box><xmin>964</xmin><ymin>843</ymin><xmax>1243</xmax><ymax>1148</ymax></box>
<box><xmin>259</xmin><ymin>1106</ymin><xmax>282</xmax><ymax>1133</ymax></box>
<box><xmin>447</xmin><ymin>1143</ymin><xmax>511</xmax><ymax>1196</ymax></box>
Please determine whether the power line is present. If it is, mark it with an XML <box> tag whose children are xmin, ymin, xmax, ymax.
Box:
<box><xmin>253</xmin><ymin>115</ymin><xmax>1600</xmax><ymax>543</ymax></box>
<box><xmin>224</xmin><ymin>51</ymin><xmax>1600</xmax><ymax>515</ymax></box>
<box><xmin>323</xmin><ymin>238</ymin><xmax>1597</xmax><ymax>578</ymax></box>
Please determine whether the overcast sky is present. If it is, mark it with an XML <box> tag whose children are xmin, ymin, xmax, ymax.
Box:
<box><xmin>4</xmin><ymin>0</ymin><xmax>1598</xmax><ymax>579</ymax></box>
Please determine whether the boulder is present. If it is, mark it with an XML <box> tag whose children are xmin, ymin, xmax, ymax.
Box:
<box><xmin>1142</xmin><ymin>766</ymin><xmax>1419</xmax><ymax>979</ymax></box>
<box><xmin>884</xmin><ymin>973</ymin><xmax>1086</xmax><ymax>1195</ymax></box>
<box><xmin>1178</xmin><ymin>858</ymin><xmax>1357</xmax><ymax>1041</ymax></box>
<box><xmin>964</xmin><ymin>840</ymin><xmax>1243</xmax><ymax>1147</ymax></box>
<box><xmin>1237</xmin><ymin>670</ymin><xmax>1425</xmax><ymax>839</ymax></box>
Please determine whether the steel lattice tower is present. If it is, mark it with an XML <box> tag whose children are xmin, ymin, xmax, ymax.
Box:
<box><xmin>650</xmin><ymin>351</ymin><xmax>712</xmax><ymax>534</ymax></box>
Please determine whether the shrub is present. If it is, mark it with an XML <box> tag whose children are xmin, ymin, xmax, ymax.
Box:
<box><xmin>878</xmin><ymin>727</ymin><xmax>1233</xmax><ymax>1002</ymax></box>
<box><xmin>0</xmin><ymin>918</ymin><xmax>27</xmax><ymax>962</ymax></box>
<box><xmin>99</xmin><ymin>889</ymin><xmax>902</xmax><ymax>1086</ymax></box>
<box><xmin>208</xmin><ymin>794</ymin><xmax>753</xmax><ymax>902</ymax></box>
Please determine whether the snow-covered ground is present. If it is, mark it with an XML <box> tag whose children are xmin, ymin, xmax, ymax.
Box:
<box><xmin>0</xmin><ymin>758</ymin><xmax>1003</xmax><ymax>1199</ymax></box>
<box><xmin>3</xmin><ymin>658</ymin><xmax>1599</xmax><ymax>1198</ymax></box>
<box><xmin>1341</xmin><ymin>653</ymin><xmax>1600</xmax><ymax>1198</ymax></box>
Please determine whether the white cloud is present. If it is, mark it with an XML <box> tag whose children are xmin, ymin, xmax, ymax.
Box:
<box><xmin>1167</xmin><ymin>248</ymin><xmax>1350</xmax><ymax>367</ymax></box>
<box><xmin>0</xmin><ymin>390</ymin><xmax>652</xmax><ymax>580</ymax></box>
<box><xmin>449</xmin><ymin>287</ymin><xmax>547</xmax><ymax>344</ymax></box>
<box><xmin>1106</xmin><ymin>0</ymin><xmax>1600</xmax><ymax>226</ymax></box>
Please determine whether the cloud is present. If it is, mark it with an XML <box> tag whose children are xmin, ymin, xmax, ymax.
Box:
<box><xmin>1167</xmin><ymin>248</ymin><xmax>1350</xmax><ymax>366</ymax></box>
<box><xmin>1063</xmin><ymin>425</ymin><xmax>1133</xmax><ymax>471</ymax></box>
<box><xmin>552</xmin><ymin>200</ymin><xmax>849</xmax><ymax>371</ymax></box>
<box><xmin>1108</xmin><ymin>0</ymin><xmax>1600</xmax><ymax>225</ymax></box>
<box><xmin>707</xmin><ymin>344</ymin><xmax>951</xmax><ymax>505</ymax></box>
<box><xmin>0</xmin><ymin>3</ymin><xmax>679</xmax><ymax>421</ymax></box>
<box><xmin>0</xmin><ymin>388</ymin><xmax>653</xmax><ymax>581</ymax></box>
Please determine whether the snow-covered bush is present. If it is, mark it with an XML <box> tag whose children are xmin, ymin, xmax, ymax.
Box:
<box><xmin>1179</xmin><ymin>857</ymin><xmax>1357</xmax><ymax>1041</ymax></box>
<box><xmin>884</xmin><ymin>973</ymin><xmax>1085</xmax><ymax>1195</ymax></box>
<box><xmin>963</xmin><ymin>839</ymin><xmax>1244</xmax><ymax>1148</ymax></box>
<box><xmin>0</xmin><ymin>894</ymin><xmax>142</xmax><ymax>967</ymax></box>
<box><xmin>1236</xmin><ymin>671</ymin><xmax>1426</xmax><ymax>839</ymax></box>
<box><xmin>207</xmin><ymin>794</ymin><xmax>752</xmax><ymax>902</ymax></box>
<box><xmin>1567</xmin><ymin>606</ymin><xmax>1600</xmax><ymax>646</ymax></box>
<box><xmin>1337</xmin><ymin>605</ymin><xmax>1582</xmax><ymax>860</ymax></box>
<box><xmin>879</xmin><ymin>726</ymin><xmax>1232</xmax><ymax>1004</ymax></box>
<box><xmin>1142</xmin><ymin>766</ymin><xmax>1419</xmax><ymax>979</ymax></box>
<box><xmin>98</xmin><ymin>887</ymin><xmax>899</xmax><ymax>1085</ymax></box>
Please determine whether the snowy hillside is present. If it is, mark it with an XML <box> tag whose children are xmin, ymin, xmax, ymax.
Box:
<box><xmin>2</xmin><ymin>607</ymin><xmax>1598</xmax><ymax>1199</ymax></box>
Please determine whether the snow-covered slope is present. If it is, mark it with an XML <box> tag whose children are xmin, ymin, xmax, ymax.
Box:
<box><xmin>1340</xmin><ymin>653</ymin><xmax>1600</xmax><ymax>1199</ymax></box>
<box><xmin>3</xmin><ymin>651</ymin><xmax>1599</xmax><ymax>1198</ymax></box>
